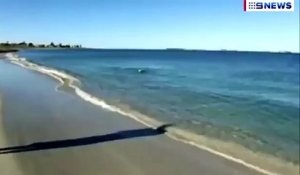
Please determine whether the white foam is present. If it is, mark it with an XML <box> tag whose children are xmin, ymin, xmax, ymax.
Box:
<box><xmin>5</xmin><ymin>53</ymin><xmax>158</xmax><ymax>128</ymax></box>
<box><xmin>5</xmin><ymin>53</ymin><xmax>294</xmax><ymax>175</ymax></box>
<box><xmin>72</xmin><ymin>86</ymin><xmax>156</xmax><ymax>127</ymax></box>
<box><xmin>166</xmin><ymin>132</ymin><xmax>279</xmax><ymax>175</ymax></box>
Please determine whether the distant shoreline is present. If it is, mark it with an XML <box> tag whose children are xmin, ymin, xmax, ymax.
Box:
<box><xmin>0</xmin><ymin>49</ymin><xmax>18</xmax><ymax>53</ymax></box>
<box><xmin>0</xmin><ymin>47</ymin><xmax>298</xmax><ymax>62</ymax></box>
<box><xmin>0</xmin><ymin>46</ymin><xmax>299</xmax><ymax>55</ymax></box>
<box><xmin>66</xmin><ymin>48</ymin><xmax>300</xmax><ymax>55</ymax></box>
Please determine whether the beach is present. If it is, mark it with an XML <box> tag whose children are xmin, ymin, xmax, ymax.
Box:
<box><xmin>1</xmin><ymin>0</ymin><xmax>299</xmax><ymax>173</ymax></box>
<box><xmin>0</xmin><ymin>58</ymin><xmax>273</xmax><ymax>175</ymax></box>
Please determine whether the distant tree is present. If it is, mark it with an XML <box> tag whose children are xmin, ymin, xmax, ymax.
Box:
<box><xmin>28</xmin><ymin>43</ymin><xmax>34</xmax><ymax>47</ymax></box>
<box><xmin>18</xmin><ymin>41</ymin><xmax>27</xmax><ymax>47</ymax></box>
<box><xmin>59</xmin><ymin>43</ymin><xmax>63</xmax><ymax>48</ymax></box>
<box><xmin>50</xmin><ymin>42</ymin><xmax>56</xmax><ymax>47</ymax></box>
<box><xmin>38</xmin><ymin>44</ymin><xmax>45</xmax><ymax>48</ymax></box>
<box><xmin>1</xmin><ymin>42</ymin><xmax>10</xmax><ymax>47</ymax></box>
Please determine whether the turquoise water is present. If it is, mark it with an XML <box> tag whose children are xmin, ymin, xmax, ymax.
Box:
<box><xmin>19</xmin><ymin>49</ymin><xmax>299</xmax><ymax>163</ymax></box>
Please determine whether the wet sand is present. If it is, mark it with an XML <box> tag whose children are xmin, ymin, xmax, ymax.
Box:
<box><xmin>0</xmin><ymin>60</ymin><xmax>265</xmax><ymax>175</ymax></box>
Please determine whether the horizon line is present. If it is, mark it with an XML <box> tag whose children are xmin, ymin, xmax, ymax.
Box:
<box><xmin>66</xmin><ymin>47</ymin><xmax>300</xmax><ymax>54</ymax></box>
<box><xmin>2</xmin><ymin>41</ymin><xmax>299</xmax><ymax>54</ymax></box>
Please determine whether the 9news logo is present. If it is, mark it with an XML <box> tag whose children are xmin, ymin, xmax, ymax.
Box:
<box><xmin>244</xmin><ymin>0</ymin><xmax>294</xmax><ymax>11</ymax></box>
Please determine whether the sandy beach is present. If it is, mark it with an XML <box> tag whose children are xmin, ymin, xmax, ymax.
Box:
<box><xmin>0</xmin><ymin>59</ymin><xmax>272</xmax><ymax>175</ymax></box>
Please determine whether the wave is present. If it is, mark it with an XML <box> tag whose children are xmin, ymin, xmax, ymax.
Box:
<box><xmin>4</xmin><ymin>53</ymin><xmax>299</xmax><ymax>175</ymax></box>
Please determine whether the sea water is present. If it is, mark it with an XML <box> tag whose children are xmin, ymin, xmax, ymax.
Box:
<box><xmin>18</xmin><ymin>49</ymin><xmax>299</xmax><ymax>164</ymax></box>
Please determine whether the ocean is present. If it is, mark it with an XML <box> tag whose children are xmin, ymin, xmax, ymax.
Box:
<box><xmin>13</xmin><ymin>49</ymin><xmax>300</xmax><ymax>164</ymax></box>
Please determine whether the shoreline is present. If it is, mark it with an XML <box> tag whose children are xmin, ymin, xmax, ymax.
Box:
<box><xmin>2</xmin><ymin>53</ymin><xmax>299</xmax><ymax>175</ymax></box>
<box><xmin>0</xmin><ymin>50</ymin><xmax>18</xmax><ymax>54</ymax></box>
<box><xmin>0</xmin><ymin>59</ymin><xmax>264</xmax><ymax>175</ymax></box>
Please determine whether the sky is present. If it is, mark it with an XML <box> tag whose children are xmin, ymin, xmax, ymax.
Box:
<box><xmin>0</xmin><ymin>0</ymin><xmax>299</xmax><ymax>52</ymax></box>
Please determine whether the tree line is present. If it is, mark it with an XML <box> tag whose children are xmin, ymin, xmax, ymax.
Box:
<box><xmin>0</xmin><ymin>41</ymin><xmax>82</xmax><ymax>49</ymax></box>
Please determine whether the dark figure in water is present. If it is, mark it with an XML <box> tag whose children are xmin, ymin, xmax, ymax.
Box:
<box><xmin>138</xmin><ymin>69</ymin><xmax>146</xmax><ymax>74</ymax></box>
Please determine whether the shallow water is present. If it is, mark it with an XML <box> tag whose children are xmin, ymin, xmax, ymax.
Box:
<box><xmin>18</xmin><ymin>49</ymin><xmax>300</xmax><ymax>163</ymax></box>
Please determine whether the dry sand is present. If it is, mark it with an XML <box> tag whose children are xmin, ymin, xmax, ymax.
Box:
<box><xmin>0</xmin><ymin>94</ymin><xmax>24</xmax><ymax>175</ymax></box>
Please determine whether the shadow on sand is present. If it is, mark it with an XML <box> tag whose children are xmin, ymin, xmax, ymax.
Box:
<box><xmin>0</xmin><ymin>124</ymin><xmax>172</xmax><ymax>154</ymax></box>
